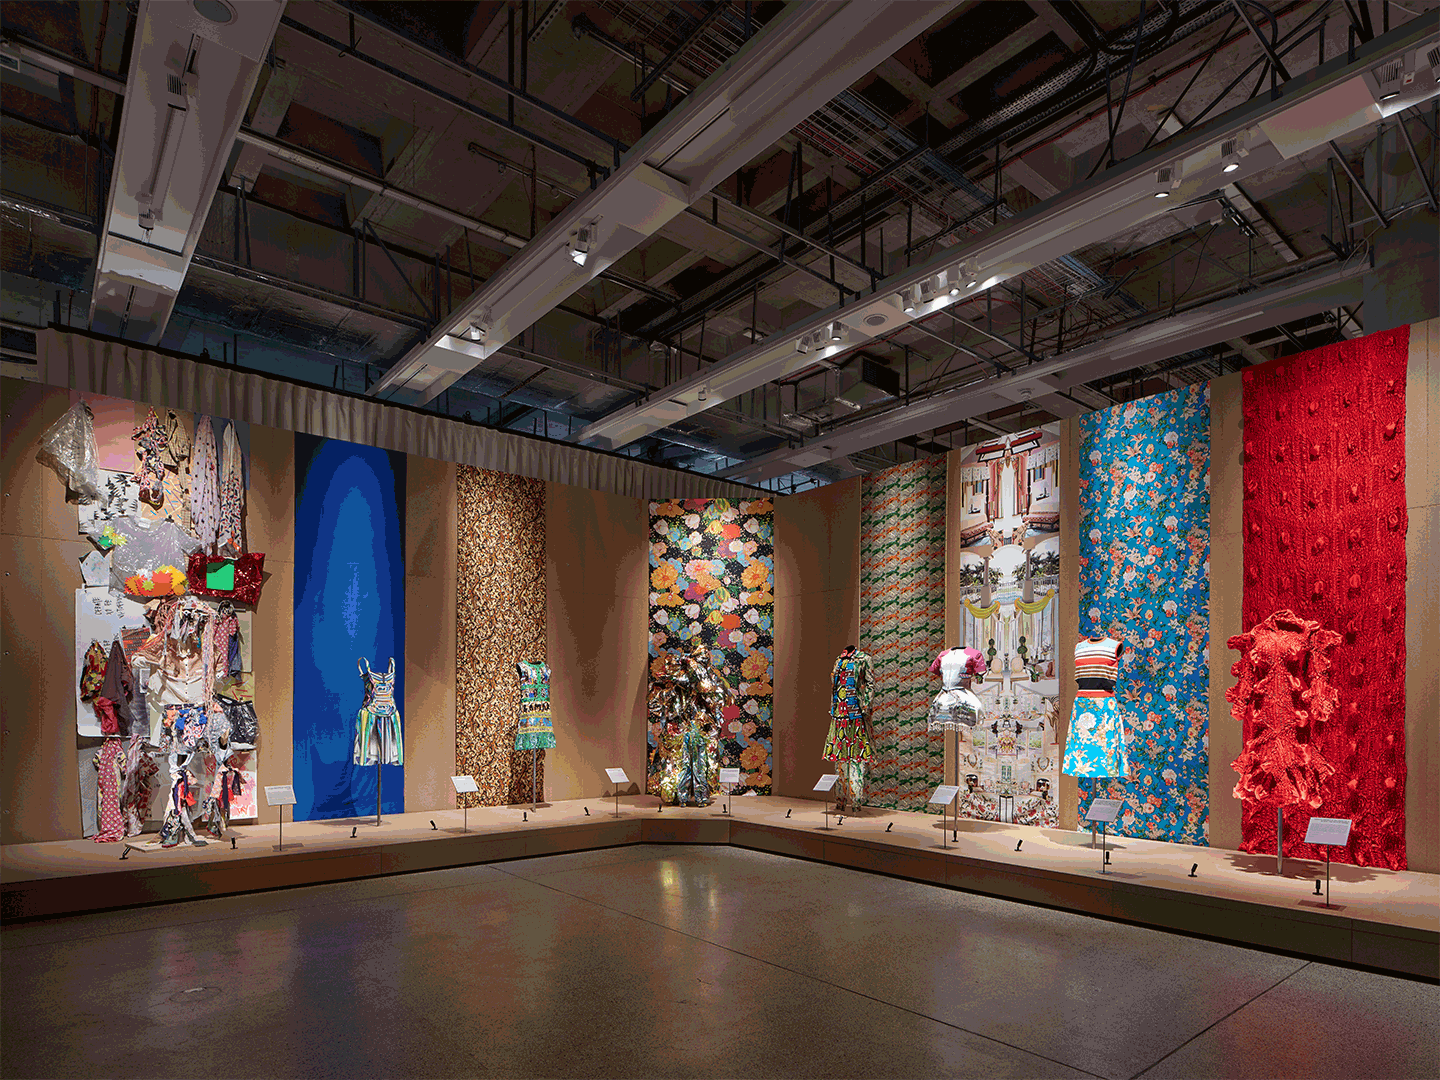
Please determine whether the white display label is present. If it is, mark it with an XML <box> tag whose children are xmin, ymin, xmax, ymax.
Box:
<box><xmin>605</xmin><ymin>768</ymin><xmax>630</xmax><ymax>784</ymax></box>
<box><xmin>719</xmin><ymin>768</ymin><xmax>741</xmax><ymax>785</ymax></box>
<box><xmin>929</xmin><ymin>784</ymin><xmax>961</xmax><ymax>805</ymax></box>
<box><xmin>450</xmin><ymin>775</ymin><xmax>479</xmax><ymax>794</ymax></box>
<box><xmin>813</xmin><ymin>774</ymin><xmax>839</xmax><ymax>792</ymax></box>
<box><xmin>1085</xmin><ymin>798</ymin><xmax>1123</xmax><ymax>824</ymax></box>
<box><xmin>1304</xmin><ymin>816</ymin><xmax>1353</xmax><ymax>847</ymax></box>
<box><xmin>264</xmin><ymin>785</ymin><xmax>296</xmax><ymax>806</ymax></box>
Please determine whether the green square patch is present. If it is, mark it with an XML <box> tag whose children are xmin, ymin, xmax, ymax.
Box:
<box><xmin>205</xmin><ymin>560</ymin><xmax>235</xmax><ymax>591</ymax></box>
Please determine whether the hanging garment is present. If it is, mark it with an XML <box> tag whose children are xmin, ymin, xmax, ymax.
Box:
<box><xmin>1061</xmin><ymin>636</ymin><xmax>1130</xmax><ymax>778</ymax></box>
<box><xmin>217</xmin><ymin>421</ymin><xmax>244</xmax><ymax>558</ymax></box>
<box><xmin>657</xmin><ymin>721</ymin><xmax>714</xmax><ymax>807</ymax></box>
<box><xmin>822</xmin><ymin>646</ymin><xmax>875</xmax><ymax>762</ymax></box>
<box><xmin>119</xmin><ymin>736</ymin><xmax>158</xmax><ymax>837</ymax></box>
<box><xmin>353</xmin><ymin>657</ymin><xmax>403</xmax><ymax>766</ymax></box>
<box><xmin>96</xmin><ymin>640</ymin><xmax>134</xmax><ymax>737</ymax></box>
<box><xmin>190</xmin><ymin>417</ymin><xmax>219</xmax><ymax>553</ymax></box>
<box><xmin>92</xmin><ymin>739</ymin><xmax>126</xmax><ymax>842</ymax></box>
<box><xmin>1227</xmin><ymin>609</ymin><xmax>1341</xmax><ymax>811</ymax></box>
<box><xmin>131</xmin><ymin>409</ymin><xmax>168</xmax><ymax>505</ymax></box>
<box><xmin>79</xmin><ymin>640</ymin><xmax>108</xmax><ymax>702</ymax></box>
<box><xmin>927</xmin><ymin>647</ymin><xmax>989</xmax><ymax>731</ymax></box>
<box><xmin>514</xmin><ymin>661</ymin><xmax>556</xmax><ymax>751</ymax></box>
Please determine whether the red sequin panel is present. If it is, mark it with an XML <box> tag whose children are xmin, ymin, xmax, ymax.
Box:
<box><xmin>1239</xmin><ymin>326</ymin><xmax>1409</xmax><ymax>869</ymax></box>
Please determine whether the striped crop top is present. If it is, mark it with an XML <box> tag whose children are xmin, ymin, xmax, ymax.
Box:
<box><xmin>1074</xmin><ymin>636</ymin><xmax>1125</xmax><ymax>695</ymax></box>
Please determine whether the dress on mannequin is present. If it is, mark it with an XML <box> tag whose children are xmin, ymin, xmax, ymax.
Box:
<box><xmin>514</xmin><ymin>662</ymin><xmax>556</xmax><ymax>751</ymax></box>
<box><xmin>822</xmin><ymin>646</ymin><xmax>874</xmax><ymax>809</ymax></box>
<box><xmin>354</xmin><ymin>657</ymin><xmax>403</xmax><ymax>766</ymax></box>
<box><xmin>927</xmin><ymin>647</ymin><xmax>988</xmax><ymax>730</ymax></box>
<box><xmin>1226</xmin><ymin>609</ymin><xmax>1340</xmax><ymax>810</ymax></box>
<box><xmin>1060</xmin><ymin>636</ymin><xmax>1129</xmax><ymax>778</ymax></box>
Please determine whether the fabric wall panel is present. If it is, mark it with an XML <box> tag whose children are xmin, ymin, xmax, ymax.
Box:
<box><xmin>1240</xmin><ymin>327</ymin><xmax>1410</xmax><ymax>869</ymax></box>
<box><xmin>1076</xmin><ymin>385</ymin><xmax>1211</xmax><ymax>845</ymax></box>
<box><xmin>860</xmin><ymin>458</ymin><xmax>947</xmax><ymax>811</ymax></box>
<box><xmin>292</xmin><ymin>434</ymin><xmax>406</xmax><ymax>822</ymax></box>
<box><xmin>648</xmin><ymin>499</ymin><xmax>775</xmax><ymax>796</ymax></box>
<box><xmin>455</xmin><ymin>468</ymin><xmax>546</xmax><ymax>807</ymax></box>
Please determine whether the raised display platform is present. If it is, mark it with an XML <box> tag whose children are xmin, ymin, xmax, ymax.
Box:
<box><xmin>3</xmin><ymin>796</ymin><xmax>1435</xmax><ymax>979</ymax></box>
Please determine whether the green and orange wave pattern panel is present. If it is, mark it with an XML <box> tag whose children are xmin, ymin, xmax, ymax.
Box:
<box><xmin>860</xmin><ymin>458</ymin><xmax>948</xmax><ymax>811</ymax></box>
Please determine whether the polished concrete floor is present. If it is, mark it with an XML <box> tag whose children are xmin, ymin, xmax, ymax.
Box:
<box><xmin>1</xmin><ymin>845</ymin><xmax>1435</xmax><ymax>1080</ymax></box>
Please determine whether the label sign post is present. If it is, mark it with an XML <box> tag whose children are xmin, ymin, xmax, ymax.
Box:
<box><xmin>264</xmin><ymin>785</ymin><xmax>297</xmax><ymax>851</ymax></box>
<box><xmin>605</xmin><ymin>768</ymin><xmax>629</xmax><ymax>818</ymax></box>
<box><xmin>719</xmin><ymin>767</ymin><xmax>740</xmax><ymax>816</ymax></box>
<box><xmin>1085</xmin><ymin>798</ymin><xmax>1122</xmax><ymax>873</ymax></box>
<box><xmin>1303</xmin><ymin>817</ymin><xmax>1352</xmax><ymax>909</ymax></box>
<box><xmin>929</xmin><ymin>785</ymin><xmax>960</xmax><ymax>849</ymax></box>
<box><xmin>450</xmin><ymin>775</ymin><xmax>479</xmax><ymax>832</ymax></box>
<box><xmin>814</xmin><ymin>774</ymin><xmax>839</xmax><ymax>829</ymax></box>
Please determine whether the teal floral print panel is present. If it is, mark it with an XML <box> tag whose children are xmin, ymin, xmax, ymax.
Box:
<box><xmin>1076</xmin><ymin>384</ymin><xmax>1210</xmax><ymax>845</ymax></box>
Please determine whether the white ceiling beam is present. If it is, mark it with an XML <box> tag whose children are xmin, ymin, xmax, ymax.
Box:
<box><xmin>726</xmin><ymin>256</ymin><xmax>1370</xmax><ymax>482</ymax></box>
<box><xmin>365</xmin><ymin>0</ymin><xmax>961</xmax><ymax>406</ymax></box>
<box><xmin>574</xmin><ymin>13</ymin><xmax>1440</xmax><ymax>452</ymax></box>
<box><xmin>88</xmin><ymin>0</ymin><xmax>287</xmax><ymax>345</ymax></box>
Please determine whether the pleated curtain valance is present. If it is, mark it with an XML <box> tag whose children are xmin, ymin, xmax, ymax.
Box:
<box><xmin>35</xmin><ymin>329</ymin><xmax>763</xmax><ymax>502</ymax></box>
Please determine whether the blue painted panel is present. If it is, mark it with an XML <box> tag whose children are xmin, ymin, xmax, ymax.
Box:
<box><xmin>293</xmin><ymin>434</ymin><xmax>406</xmax><ymax>821</ymax></box>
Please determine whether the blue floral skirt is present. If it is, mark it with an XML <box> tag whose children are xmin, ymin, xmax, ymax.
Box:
<box><xmin>1061</xmin><ymin>695</ymin><xmax>1129</xmax><ymax>778</ymax></box>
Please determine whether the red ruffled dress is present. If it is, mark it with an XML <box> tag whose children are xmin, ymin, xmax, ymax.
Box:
<box><xmin>1226</xmin><ymin>609</ymin><xmax>1341</xmax><ymax>810</ymax></box>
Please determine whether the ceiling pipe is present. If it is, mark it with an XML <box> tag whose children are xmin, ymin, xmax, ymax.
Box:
<box><xmin>574</xmin><ymin>12</ymin><xmax>1440</xmax><ymax>452</ymax></box>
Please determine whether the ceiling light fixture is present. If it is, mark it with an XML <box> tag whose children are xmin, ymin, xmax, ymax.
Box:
<box><xmin>795</xmin><ymin>335</ymin><xmax>812</xmax><ymax>354</ymax></box>
<box><xmin>1154</xmin><ymin>164</ymin><xmax>1177</xmax><ymax>199</ymax></box>
<box><xmin>465</xmin><ymin>309</ymin><xmax>493</xmax><ymax>342</ymax></box>
<box><xmin>900</xmin><ymin>289</ymin><xmax>916</xmax><ymax>314</ymax></box>
<box><xmin>829</xmin><ymin>321</ymin><xmax>844</xmax><ymax>342</ymax></box>
<box><xmin>948</xmin><ymin>273</ymin><xmax>960</xmax><ymax>297</ymax></box>
<box><xmin>1219</xmin><ymin>137</ymin><xmax>1244</xmax><ymax>174</ymax></box>
<box><xmin>569</xmin><ymin>225</ymin><xmax>592</xmax><ymax>266</ymax></box>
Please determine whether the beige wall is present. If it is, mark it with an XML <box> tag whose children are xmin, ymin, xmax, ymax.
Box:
<box><xmin>772</xmin><ymin>478</ymin><xmax>861</xmax><ymax>799</ymax></box>
<box><xmin>1207</xmin><ymin>374</ymin><xmax>1244</xmax><ymax>852</ymax></box>
<box><xmin>1405</xmin><ymin>318</ymin><xmax>1438</xmax><ymax>874</ymax></box>
<box><xmin>544</xmin><ymin>482</ymin><xmax>649</xmax><ymax>801</ymax></box>
<box><xmin>1</xmin><ymin>382</ymin><xmax>88</xmax><ymax>843</ymax></box>
<box><xmin>405</xmin><ymin>457</ymin><xmax>458</xmax><ymax>813</ymax></box>
<box><xmin>246</xmin><ymin>423</ymin><xmax>294</xmax><ymax>826</ymax></box>
<box><xmin>1057</xmin><ymin>416</ymin><xmax>1081</xmax><ymax>831</ymax></box>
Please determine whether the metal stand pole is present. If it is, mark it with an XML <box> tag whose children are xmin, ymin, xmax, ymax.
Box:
<box><xmin>463</xmin><ymin>803</ymin><xmax>468</xmax><ymax>833</ymax></box>
<box><xmin>1325</xmin><ymin>846</ymin><xmax>1331</xmax><ymax>908</ymax></box>
<box><xmin>532</xmin><ymin>748</ymin><xmax>538</xmax><ymax>812</ymax></box>
<box><xmin>1277</xmin><ymin>805</ymin><xmax>1284</xmax><ymax>875</ymax></box>
<box><xmin>1099</xmin><ymin>821</ymin><xmax>1109</xmax><ymax>874</ymax></box>
<box><xmin>376</xmin><ymin>757</ymin><xmax>382</xmax><ymax>827</ymax></box>
<box><xmin>278</xmin><ymin>806</ymin><xmax>284</xmax><ymax>852</ymax></box>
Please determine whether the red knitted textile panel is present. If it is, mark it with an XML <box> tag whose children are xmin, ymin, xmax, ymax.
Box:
<box><xmin>1239</xmin><ymin>326</ymin><xmax>1409</xmax><ymax>869</ymax></box>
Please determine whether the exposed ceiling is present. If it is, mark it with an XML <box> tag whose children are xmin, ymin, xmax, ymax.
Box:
<box><xmin>3</xmin><ymin>0</ymin><xmax>1437</xmax><ymax>490</ymax></box>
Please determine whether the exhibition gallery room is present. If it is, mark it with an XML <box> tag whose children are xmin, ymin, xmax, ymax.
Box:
<box><xmin>2</xmin><ymin>0</ymin><xmax>1440</xmax><ymax>1077</ymax></box>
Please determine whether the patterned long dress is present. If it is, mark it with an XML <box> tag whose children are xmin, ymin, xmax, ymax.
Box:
<box><xmin>514</xmin><ymin>661</ymin><xmax>556</xmax><ymax>750</ymax></box>
<box><xmin>823</xmin><ymin>646</ymin><xmax>874</xmax><ymax>806</ymax></box>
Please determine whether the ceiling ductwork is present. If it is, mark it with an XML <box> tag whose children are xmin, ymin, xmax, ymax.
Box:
<box><xmin>365</xmin><ymin>0</ymin><xmax>960</xmax><ymax>406</ymax></box>
<box><xmin>725</xmin><ymin>254</ymin><xmax>1373</xmax><ymax>483</ymax></box>
<box><xmin>575</xmin><ymin>13</ymin><xmax>1440</xmax><ymax>453</ymax></box>
<box><xmin>88</xmin><ymin>0</ymin><xmax>286</xmax><ymax>344</ymax></box>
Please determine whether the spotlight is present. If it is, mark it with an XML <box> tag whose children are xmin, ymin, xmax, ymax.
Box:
<box><xmin>1380</xmin><ymin>91</ymin><xmax>1400</xmax><ymax>102</ymax></box>
<box><xmin>465</xmin><ymin>309</ymin><xmax>492</xmax><ymax>342</ymax></box>
<box><xmin>1154</xmin><ymin>164</ymin><xmax>1177</xmax><ymax>199</ymax></box>
<box><xmin>1219</xmin><ymin>137</ymin><xmax>1244</xmax><ymax>174</ymax></box>
<box><xmin>795</xmin><ymin>335</ymin><xmax>812</xmax><ymax>355</ymax></box>
<box><xmin>901</xmin><ymin>287</ymin><xmax>917</xmax><ymax>314</ymax></box>
<box><xmin>569</xmin><ymin>225</ymin><xmax>592</xmax><ymax>266</ymax></box>
<box><xmin>698</xmin><ymin>385</ymin><xmax>709</xmax><ymax>402</ymax></box>
<box><xmin>948</xmin><ymin>277</ymin><xmax>960</xmax><ymax>297</ymax></box>
<box><xmin>829</xmin><ymin>321</ymin><xmax>843</xmax><ymax>342</ymax></box>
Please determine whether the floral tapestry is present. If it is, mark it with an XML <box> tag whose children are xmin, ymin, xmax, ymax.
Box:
<box><xmin>648</xmin><ymin>499</ymin><xmax>774</xmax><ymax>795</ymax></box>
<box><xmin>456</xmin><ymin>468</ymin><xmax>546</xmax><ymax>807</ymax></box>
<box><xmin>860</xmin><ymin>458</ymin><xmax>947</xmax><ymax>812</ymax></box>
<box><xmin>1077</xmin><ymin>384</ymin><xmax>1210</xmax><ymax>845</ymax></box>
